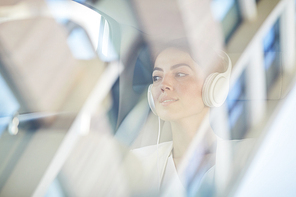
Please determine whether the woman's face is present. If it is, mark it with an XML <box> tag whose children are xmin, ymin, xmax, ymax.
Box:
<box><xmin>151</xmin><ymin>47</ymin><xmax>206</xmax><ymax>121</ymax></box>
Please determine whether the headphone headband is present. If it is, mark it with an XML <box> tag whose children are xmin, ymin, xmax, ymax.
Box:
<box><xmin>219</xmin><ymin>51</ymin><xmax>232</xmax><ymax>78</ymax></box>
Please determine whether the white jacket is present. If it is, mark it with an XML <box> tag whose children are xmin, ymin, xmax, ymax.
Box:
<box><xmin>132</xmin><ymin>141</ymin><xmax>186</xmax><ymax>196</ymax></box>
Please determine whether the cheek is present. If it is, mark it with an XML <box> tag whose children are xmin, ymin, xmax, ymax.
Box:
<box><xmin>177</xmin><ymin>79</ymin><xmax>204</xmax><ymax>112</ymax></box>
<box><xmin>151</xmin><ymin>86</ymin><xmax>161</xmax><ymax>102</ymax></box>
<box><xmin>178</xmin><ymin>79</ymin><xmax>203</xmax><ymax>99</ymax></box>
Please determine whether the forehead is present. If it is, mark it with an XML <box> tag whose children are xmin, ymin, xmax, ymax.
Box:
<box><xmin>154</xmin><ymin>47</ymin><xmax>194</xmax><ymax>68</ymax></box>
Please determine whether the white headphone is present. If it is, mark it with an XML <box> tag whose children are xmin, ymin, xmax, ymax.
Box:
<box><xmin>147</xmin><ymin>51</ymin><xmax>232</xmax><ymax>115</ymax></box>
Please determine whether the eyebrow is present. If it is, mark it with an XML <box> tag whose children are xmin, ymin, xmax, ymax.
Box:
<box><xmin>153</xmin><ymin>64</ymin><xmax>193</xmax><ymax>72</ymax></box>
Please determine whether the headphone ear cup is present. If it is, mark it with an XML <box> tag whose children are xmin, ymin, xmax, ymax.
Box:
<box><xmin>202</xmin><ymin>73</ymin><xmax>219</xmax><ymax>107</ymax></box>
<box><xmin>147</xmin><ymin>84</ymin><xmax>157</xmax><ymax>115</ymax></box>
<box><xmin>202</xmin><ymin>73</ymin><xmax>229</xmax><ymax>107</ymax></box>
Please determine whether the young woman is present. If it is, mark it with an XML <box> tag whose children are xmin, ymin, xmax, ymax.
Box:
<box><xmin>150</xmin><ymin>46</ymin><xmax>215</xmax><ymax>165</ymax></box>
<box><xmin>132</xmin><ymin>44</ymin><xmax>230</xmax><ymax>196</ymax></box>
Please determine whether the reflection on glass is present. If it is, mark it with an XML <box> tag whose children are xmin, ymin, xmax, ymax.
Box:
<box><xmin>45</xmin><ymin>177</ymin><xmax>65</xmax><ymax>197</ymax></box>
<box><xmin>226</xmin><ymin>69</ymin><xmax>248</xmax><ymax>139</ymax></box>
<box><xmin>263</xmin><ymin>19</ymin><xmax>281</xmax><ymax>92</ymax></box>
<box><xmin>46</xmin><ymin>0</ymin><xmax>102</xmax><ymax>50</ymax></box>
<box><xmin>132</xmin><ymin>44</ymin><xmax>153</xmax><ymax>94</ymax></box>
<box><xmin>2</xmin><ymin>0</ymin><xmax>295</xmax><ymax>196</ymax></box>
<box><xmin>67</xmin><ymin>24</ymin><xmax>96</xmax><ymax>60</ymax></box>
<box><xmin>0</xmin><ymin>73</ymin><xmax>20</xmax><ymax>136</ymax></box>
<box><xmin>211</xmin><ymin>0</ymin><xmax>235</xmax><ymax>21</ymax></box>
<box><xmin>211</xmin><ymin>0</ymin><xmax>242</xmax><ymax>43</ymax></box>
<box><xmin>0</xmin><ymin>1</ymin><xmax>116</xmax><ymax>196</ymax></box>
<box><xmin>97</xmin><ymin>16</ymin><xmax>118</xmax><ymax>62</ymax></box>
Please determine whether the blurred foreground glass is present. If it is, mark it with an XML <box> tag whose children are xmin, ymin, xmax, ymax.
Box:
<box><xmin>1</xmin><ymin>0</ymin><xmax>295</xmax><ymax>197</ymax></box>
<box><xmin>0</xmin><ymin>1</ymin><xmax>122</xmax><ymax>196</ymax></box>
<box><xmin>211</xmin><ymin>0</ymin><xmax>242</xmax><ymax>43</ymax></box>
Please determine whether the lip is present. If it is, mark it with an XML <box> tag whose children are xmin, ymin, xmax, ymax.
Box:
<box><xmin>159</xmin><ymin>96</ymin><xmax>179</xmax><ymax>106</ymax></box>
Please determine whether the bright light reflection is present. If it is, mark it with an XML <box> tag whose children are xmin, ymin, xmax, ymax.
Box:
<box><xmin>46</xmin><ymin>0</ymin><xmax>101</xmax><ymax>50</ymax></box>
<box><xmin>211</xmin><ymin>0</ymin><xmax>235</xmax><ymax>21</ymax></box>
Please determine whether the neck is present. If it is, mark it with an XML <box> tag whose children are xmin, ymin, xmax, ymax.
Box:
<box><xmin>170</xmin><ymin>107</ymin><xmax>210</xmax><ymax>169</ymax></box>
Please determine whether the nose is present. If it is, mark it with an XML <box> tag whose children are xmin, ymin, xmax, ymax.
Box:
<box><xmin>160</xmin><ymin>77</ymin><xmax>173</xmax><ymax>92</ymax></box>
<box><xmin>161</xmin><ymin>85</ymin><xmax>171</xmax><ymax>92</ymax></box>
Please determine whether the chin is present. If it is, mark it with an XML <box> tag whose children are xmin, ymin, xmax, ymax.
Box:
<box><xmin>157</xmin><ymin>110</ymin><xmax>182</xmax><ymax>121</ymax></box>
<box><xmin>157</xmin><ymin>106</ymin><xmax>207</xmax><ymax>122</ymax></box>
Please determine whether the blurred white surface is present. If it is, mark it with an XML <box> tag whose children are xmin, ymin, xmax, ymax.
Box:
<box><xmin>233</xmin><ymin>80</ymin><xmax>296</xmax><ymax>197</ymax></box>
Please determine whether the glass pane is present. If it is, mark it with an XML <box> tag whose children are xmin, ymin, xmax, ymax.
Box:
<box><xmin>0</xmin><ymin>73</ymin><xmax>20</xmax><ymax>136</ymax></box>
<box><xmin>0</xmin><ymin>2</ymin><xmax>117</xmax><ymax>196</ymax></box>
<box><xmin>211</xmin><ymin>0</ymin><xmax>235</xmax><ymax>21</ymax></box>
<box><xmin>263</xmin><ymin>19</ymin><xmax>281</xmax><ymax>92</ymax></box>
<box><xmin>226</xmin><ymin>69</ymin><xmax>248</xmax><ymax>139</ymax></box>
<box><xmin>211</xmin><ymin>0</ymin><xmax>242</xmax><ymax>43</ymax></box>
